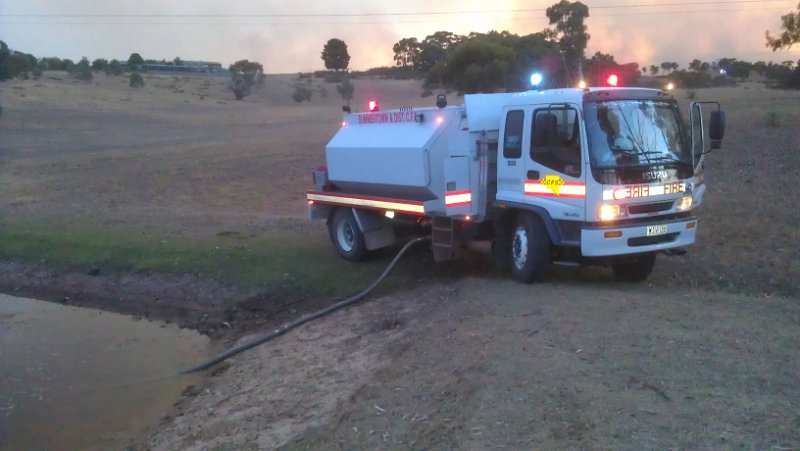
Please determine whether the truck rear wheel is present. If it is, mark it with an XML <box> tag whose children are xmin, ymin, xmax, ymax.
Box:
<box><xmin>510</xmin><ymin>213</ymin><xmax>550</xmax><ymax>283</ymax></box>
<box><xmin>329</xmin><ymin>208</ymin><xmax>367</xmax><ymax>262</ymax></box>
<box><xmin>612</xmin><ymin>252</ymin><xmax>656</xmax><ymax>282</ymax></box>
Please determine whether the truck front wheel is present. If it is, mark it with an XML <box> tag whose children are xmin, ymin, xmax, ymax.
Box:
<box><xmin>612</xmin><ymin>252</ymin><xmax>656</xmax><ymax>282</ymax></box>
<box><xmin>329</xmin><ymin>208</ymin><xmax>367</xmax><ymax>262</ymax></box>
<box><xmin>510</xmin><ymin>213</ymin><xmax>550</xmax><ymax>283</ymax></box>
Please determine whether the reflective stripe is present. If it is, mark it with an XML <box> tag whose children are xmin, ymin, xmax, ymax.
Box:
<box><xmin>307</xmin><ymin>191</ymin><xmax>425</xmax><ymax>215</ymax></box>
<box><xmin>445</xmin><ymin>190</ymin><xmax>472</xmax><ymax>207</ymax></box>
<box><xmin>524</xmin><ymin>180</ymin><xmax>586</xmax><ymax>198</ymax></box>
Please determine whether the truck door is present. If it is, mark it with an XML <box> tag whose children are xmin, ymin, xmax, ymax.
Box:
<box><xmin>496</xmin><ymin>108</ymin><xmax>529</xmax><ymax>204</ymax></box>
<box><xmin>523</xmin><ymin>105</ymin><xmax>586</xmax><ymax>220</ymax></box>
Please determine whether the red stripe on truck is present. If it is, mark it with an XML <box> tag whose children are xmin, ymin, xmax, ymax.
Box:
<box><xmin>445</xmin><ymin>190</ymin><xmax>472</xmax><ymax>207</ymax></box>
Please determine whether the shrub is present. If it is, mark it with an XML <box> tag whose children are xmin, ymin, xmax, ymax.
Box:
<box><xmin>337</xmin><ymin>76</ymin><xmax>354</xmax><ymax>102</ymax></box>
<box><xmin>228</xmin><ymin>59</ymin><xmax>263</xmax><ymax>100</ymax></box>
<box><xmin>766</xmin><ymin>110</ymin><xmax>779</xmax><ymax>128</ymax></box>
<box><xmin>292</xmin><ymin>85</ymin><xmax>312</xmax><ymax>102</ymax></box>
<box><xmin>74</xmin><ymin>70</ymin><xmax>93</xmax><ymax>81</ymax></box>
<box><xmin>687</xmin><ymin>91</ymin><xmax>696</xmax><ymax>100</ymax></box>
<box><xmin>324</xmin><ymin>71</ymin><xmax>346</xmax><ymax>83</ymax></box>
<box><xmin>105</xmin><ymin>60</ymin><xmax>124</xmax><ymax>76</ymax></box>
<box><xmin>73</xmin><ymin>58</ymin><xmax>93</xmax><ymax>81</ymax></box>
<box><xmin>421</xmin><ymin>88</ymin><xmax>433</xmax><ymax>97</ymax></box>
<box><xmin>129</xmin><ymin>71</ymin><xmax>145</xmax><ymax>88</ymax></box>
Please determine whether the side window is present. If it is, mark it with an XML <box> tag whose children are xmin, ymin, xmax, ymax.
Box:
<box><xmin>503</xmin><ymin>110</ymin><xmax>524</xmax><ymax>159</ymax></box>
<box><xmin>531</xmin><ymin>108</ymin><xmax>582</xmax><ymax>177</ymax></box>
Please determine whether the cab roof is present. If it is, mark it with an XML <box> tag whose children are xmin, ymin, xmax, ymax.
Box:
<box><xmin>464</xmin><ymin>87</ymin><xmax>672</xmax><ymax>132</ymax></box>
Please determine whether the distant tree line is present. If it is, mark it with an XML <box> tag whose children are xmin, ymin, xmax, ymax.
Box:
<box><xmin>381</xmin><ymin>1</ymin><xmax>636</xmax><ymax>94</ymax></box>
<box><xmin>638</xmin><ymin>57</ymin><xmax>800</xmax><ymax>89</ymax></box>
<box><xmin>0</xmin><ymin>43</ymin><xmax>153</xmax><ymax>83</ymax></box>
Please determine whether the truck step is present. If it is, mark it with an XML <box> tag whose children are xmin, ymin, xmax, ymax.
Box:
<box><xmin>431</xmin><ymin>216</ymin><xmax>460</xmax><ymax>262</ymax></box>
<box><xmin>552</xmin><ymin>261</ymin><xmax>581</xmax><ymax>268</ymax></box>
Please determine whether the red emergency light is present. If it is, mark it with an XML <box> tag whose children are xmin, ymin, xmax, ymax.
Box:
<box><xmin>368</xmin><ymin>100</ymin><xmax>379</xmax><ymax>112</ymax></box>
<box><xmin>607</xmin><ymin>74</ymin><xmax>619</xmax><ymax>87</ymax></box>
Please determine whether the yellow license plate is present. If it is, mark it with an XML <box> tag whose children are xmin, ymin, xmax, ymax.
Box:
<box><xmin>647</xmin><ymin>225</ymin><xmax>668</xmax><ymax>236</ymax></box>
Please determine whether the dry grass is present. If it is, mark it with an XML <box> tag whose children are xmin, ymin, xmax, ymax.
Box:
<box><xmin>1</xmin><ymin>75</ymin><xmax>799</xmax><ymax>449</ymax></box>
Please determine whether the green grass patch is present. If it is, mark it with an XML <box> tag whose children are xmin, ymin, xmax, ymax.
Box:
<box><xmin>0</xmin><ymin>221</ymin><xmax>396</xmax><ymax>298</ymax></box>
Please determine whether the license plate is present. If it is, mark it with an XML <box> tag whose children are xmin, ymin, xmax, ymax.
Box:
<box><xmin>647</xmin><ymin>225</ymin><xmax>668</xmax><ymax>236</ymax></box>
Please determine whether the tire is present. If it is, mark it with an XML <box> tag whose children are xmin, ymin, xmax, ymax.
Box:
<box><xmin>510</xmin><ymin>212</ymin><xmax>551</xmax><ymax>283</ymax></box>
<box><xmin>328</xmin><ymin>208</ymin><xmax>367</xmax><ymax>262</ymax></box>
<box><xmin>612</xmin><ymin>252</ymin><xmax>657</xmax><ymax>282</ymax></box>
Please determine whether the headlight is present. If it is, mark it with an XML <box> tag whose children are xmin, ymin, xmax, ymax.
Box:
<box><xmin>598</xmin><ymin>204</ymin><xmax>622</xmax><ymax>221</ymax></box>
<box><xmin>675</xmin><ymin>196</ymin><xmax>693</xmax><ymax>211</ymax></box>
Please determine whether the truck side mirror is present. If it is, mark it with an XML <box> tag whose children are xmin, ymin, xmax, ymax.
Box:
<box><xmin>709</xmin><ymin>110</ymin><xmax>725</xmax><ymax>148</ymax></box>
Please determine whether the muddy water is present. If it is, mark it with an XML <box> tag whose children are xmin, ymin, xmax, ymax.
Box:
<box><xmin>0</xmin><ymin>294</ymin><xmax>208</xmax><ymax>450</ymax></box>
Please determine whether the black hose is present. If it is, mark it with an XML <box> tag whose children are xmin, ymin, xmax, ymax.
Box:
<box><xmin>179</xmin><ymin>236</ymin><xmax>428</xmax><ymax>374</ymax></box>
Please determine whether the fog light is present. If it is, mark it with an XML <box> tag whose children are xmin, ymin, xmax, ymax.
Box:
<box><xmin>598</xmin><ymin>204</ymin><xmax>621</xmax><ymax>221</ymax></box>
<box><xmin>604</xmin><ymin>230</ymin><xmax>622</xmax><ymax>238</ymax></box>
<box><xmin>676</xmin><ymin>196</ymin><xmax>693</xmax><ymax>211</ymax></box>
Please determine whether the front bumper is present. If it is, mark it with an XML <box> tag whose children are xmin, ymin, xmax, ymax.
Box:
<box><xmin>581</xmin><ymin>216</ymin><xmax>697</xmax><ymax>257</ymax></box>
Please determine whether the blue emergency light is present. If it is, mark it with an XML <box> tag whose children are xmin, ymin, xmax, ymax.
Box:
<box><xmin>530</xmin><ymin>72</ymin><xmax>543</xmax><ymax>88</ymax></box>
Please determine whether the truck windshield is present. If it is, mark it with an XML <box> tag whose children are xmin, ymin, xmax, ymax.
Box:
<box><xmin>584</xmin><ymin>100</ymin><xmax>690</xmax><ymax>169</ymax></box>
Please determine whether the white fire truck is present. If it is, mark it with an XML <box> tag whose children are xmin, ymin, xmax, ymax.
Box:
<box><xmin>307</xmin><ymin>84</ymin><xmax>725</xmax><ymax>283</ymax></box>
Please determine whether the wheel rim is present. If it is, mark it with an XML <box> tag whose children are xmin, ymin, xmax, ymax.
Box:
<box><xmin>336</xmin><ymin>221</ymin><xmax>356</xmax><ymax>252</ymax></box>
<box><xmin>512</xmin><ymin>225</ymin><xmax>528</xmax><ymax>269</ymax></box>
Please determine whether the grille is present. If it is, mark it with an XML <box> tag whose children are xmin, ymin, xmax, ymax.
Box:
<box><xmin>627</xmin><ymin>201</ymin><xmax>673</xmax><ymax>215</ymax></box>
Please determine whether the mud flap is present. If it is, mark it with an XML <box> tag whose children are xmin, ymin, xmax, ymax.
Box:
<box><xmin>352</xmin><ymin>208</ymin><xmax>396</xmax><ymax>251</ymax></box>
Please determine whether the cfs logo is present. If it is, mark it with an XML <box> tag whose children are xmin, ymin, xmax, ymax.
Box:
<box><xmin>541</xmin><ymin>175</ymin><xmax>566</xmax><ymax>195</ymax></box>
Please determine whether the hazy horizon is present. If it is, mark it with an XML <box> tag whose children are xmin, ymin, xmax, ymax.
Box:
<box><xmin>2</xmin><ymin>0</ymin><xmax>800</xmax><ymax>73</ymax></box>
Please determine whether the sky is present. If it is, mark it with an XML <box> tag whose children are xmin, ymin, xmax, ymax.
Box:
<box><xmin>1</xmin><ymin>0</ymin><xmax>799</xmax><ymax>73</ymax></box>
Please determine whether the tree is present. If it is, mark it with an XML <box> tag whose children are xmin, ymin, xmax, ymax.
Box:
<box><xmin>545</xmin><ymin>0</ymin><xmax>590</xmax><ymax>84</ymax></box>
<box><xmin>441</xmin><ymin>37</ymin><xmax>518</xmax><ymax>93</ymax></box>
<box><xmin>228</xmin><ymin>59</ymin><xmax>264</xmax><ymax>100</ymax></box>
<box><xmin>660</xmin><ymin>62</ymin><xmax>678</xmax><ymax>74</ymax></box>
<box><xmin>0</xmin><ymin>40</ymin><xmax>12</xmax><ymax>81</ymax></box>
<box><xmin>127</xmin><ymin>53</ymin><xmax>144</xmax><ymax>67</ymax></box>
<box><xmin>649</xmin><ymin>65</ymin><xmax>659</xmax><ymax>76</ymax></box>
<box><xmin>415</xmin><ymin>43</ymin><xmax>447</xmax><ymax>72</ymax></box>
<box><xmin>173</xmin><ymin>56</ymin><xmax>182</xmax><ymax>66</ymax></box>
<box><xmin>766</xmin><ymin>2</ymin><xmax>800</xmax><ymax>50</ymax></box>
<box><xmin>92</xmin><ymin>58</ymin><xmax>108</xmax><ymax>72</ymax></box>
<box><xmin>106</xmin><ymin>59</ymin><xmax>123</xmax><ymax>76</ymax></box>
<box><xmin>73</xmin><ymin>57</ymin><xmax>93</xmax><ymax>81</ymax></box>
<box><xmin>321</xmin><ymin>38</ymin><xmax>350</xmax><ymax>71</ymax></box>
<box><xmin>585</xmin><ymin>52</ymin><xmax>640</xmax><ymax>86</ymax></box>
<box><xmin>62</xmin><ymin>58</ymin><xmax>75</xmax><ymax>73</ymax></box>
<box><xmin>8</xmin><ymin>51</ymin><xmax>37</xmax><ymax>79</ymax></box>
<box><xmin>689</xmin><ymin>59</ymin><xmax>703</xmax><ymax>72</ymax></box>
<box><xmin>423</xmin><ymin>31</ymin><xmax>463</xmax><ymax>52</ymax></box>
<box><xmin>392</xmin><ymin>37</ymin><xmax>421</xmax><ymax>68</ymax></box>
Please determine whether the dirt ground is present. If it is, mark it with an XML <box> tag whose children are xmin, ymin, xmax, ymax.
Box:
<box><xmin>1</xmin><ymin>73</ymin><xmax>799</xmax><ymax>449</ymax></box>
